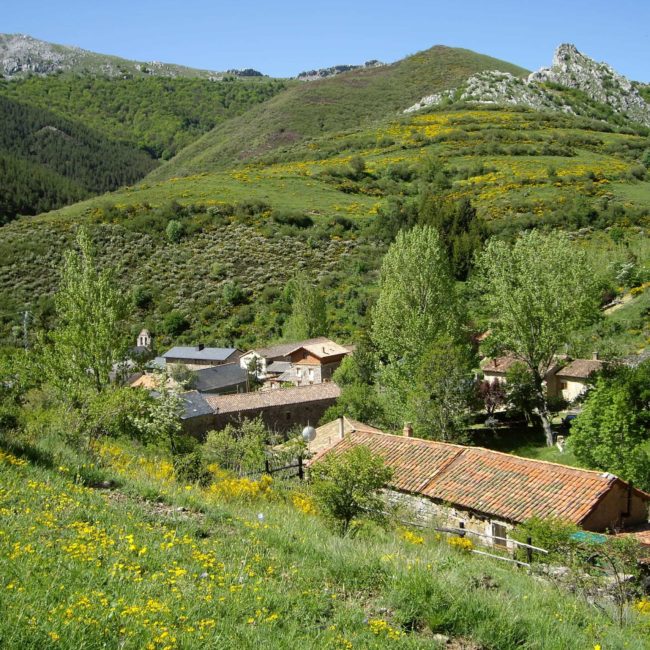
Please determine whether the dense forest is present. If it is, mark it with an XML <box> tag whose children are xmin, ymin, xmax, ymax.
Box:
<box><xmin>0</xmin><ymin>95</ymin><xmax>160</xmax><ymax>220</ymax></box>
<box><xmin>0</xmin><ymin>75</ymin><xmax>288</xmax><ymax>159</ymax></box>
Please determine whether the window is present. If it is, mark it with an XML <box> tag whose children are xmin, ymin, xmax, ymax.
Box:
<box><xmin>491</xmin><ymin>522</ymin><xmax>507</xmax><ymax>548</ymax></box>
<box><xmin>560</xmin><ymin>381</ymin><xmax>568</xmax><ymax>390</ymax></box>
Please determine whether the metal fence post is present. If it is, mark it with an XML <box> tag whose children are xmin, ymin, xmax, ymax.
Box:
<box><xmin>298</xmin><ymin>455</ymin><xmax>304</xmax><ymax>480</ymax></box>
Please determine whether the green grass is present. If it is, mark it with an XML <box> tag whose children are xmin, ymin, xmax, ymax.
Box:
<box><xmin>469</xmin><ymin>422</ymin><xmax>582</xmax><ymax>467</ymax></box>
<box><xmin>1</xmin><ymin>438</ymin><xmax>649</xmax><ymax>649</ymax></box>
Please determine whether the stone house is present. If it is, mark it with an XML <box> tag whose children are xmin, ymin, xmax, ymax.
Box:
<box><xmin>181</xmin><ymin>382</ymin><xmax>341</xmax><ymax>437</ymax></box>
<box><xmin>162</xmin><ymin>345</ymin><xmax>242</xmax><ymax>371</ymax></box>
<box><xmin>554</xmin><ymin>354</ymin><xmax>604</xmax><ymax>402</ymax></box>
<box><xmin>238</xmin><ymin>337</ymin><xmax>346</xmax><ymax>381</ymax></box>
<box><xmin>311</xmin><ymin>420</ymin><xmax>650</xmax><ymax>548</ymax></box>
<box><xmin>274</xmin><ymin>341</ymin><xmax>350</xmax><ymax>386</ymax></box>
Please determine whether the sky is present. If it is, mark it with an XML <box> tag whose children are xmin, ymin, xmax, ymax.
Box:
<box><xmin>3</xmin><ymin>0</ymin><xmax>649</xmax><ymax>81</ymax></box>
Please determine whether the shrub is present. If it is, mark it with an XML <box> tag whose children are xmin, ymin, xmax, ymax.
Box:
<box><xmin>310</xmin><ymin>445</ymin><xmax>393</xmax><ymax>535</ymax></box>
<box><xmin>163</xmin><ymin>311</ymin><xmax>189</xmax><ymax>336</ymax></box>
<box><xmin>165</xmin><ymin>219</ymin><xmax>184</xmax><ymax>243</ymax></box>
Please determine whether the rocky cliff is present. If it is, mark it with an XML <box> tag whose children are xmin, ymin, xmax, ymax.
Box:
<box><xmin>405</xmin><ymin>44</ymin><xmax>650</xmax><ymax>127</ymax></box>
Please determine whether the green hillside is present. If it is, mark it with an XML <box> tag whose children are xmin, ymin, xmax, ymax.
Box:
<box><xmin>150</xmin><ymin>46</ymin><xmax>529</xmax><ymax>178</ymax></box>
<box><xmin>1</xmin><ymin>103</ymin><xmax>648</xmax><ymax>352</ymax></box>
<box><xmin>1</xmin><ymin>439</ymin><xmax>649</xmax><ymax>649</ymax></box>
<box><xmin>0</xmin><ymin>95</ymin><xmax>157</xmax><ymax>221</ymax></box>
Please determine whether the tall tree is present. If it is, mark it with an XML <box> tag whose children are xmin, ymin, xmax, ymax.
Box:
<box><xmin>406</xmin><ymin>336</ymin><xmax>476</xmax><ymax>442</ymax></box>
<box><xmin>569</xmin><ymin>362</ymin><xmax>650</xmax><ymax>489</ymax></box>
<box><xmin>371</xmin><ymin>225</ymin><xmax>459</xmax><ymax>426</ymax></box>
<box><xmin>475</xmin><ymin>230</ymin><xmax>599</xmax><ymax>445</ymax></box>
<box><xmin>283</xmin><ymin>274</ymin><xmax>327</xmax><ymax>340</ymax></box>
<box><xmin>371</xmin><ymin>225</ymin><xmax>456</xmax><ymax>364</ymax></box>
<box><xmin>42</xmin><ymin>227</ymin><xmax>129</xmax><ymax>397</ymax></box>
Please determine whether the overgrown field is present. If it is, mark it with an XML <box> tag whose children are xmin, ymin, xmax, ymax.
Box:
<box><xmin>1</xmin><ymin>441</ymin><xmax>649</xmax><ymax>649</ymax></box>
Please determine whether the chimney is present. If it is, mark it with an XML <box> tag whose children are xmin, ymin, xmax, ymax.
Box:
<box><xmin>338</xmin><ymin>415</ymin><xmax>345</xmax><ymax>439</ymax></box>
<box><xmin>592</xmin><ymin>351</ymin><xmax>599</xmax><ymax>361</ymax></box>
<box><xmin>403</xmin><ymin>422</ymin><xmax>413</xmax><ymax>438</ymax></box>
<box><xmin>196</xmin><ymin>344</ymin><xmax>205</xmax><ymax>351</ymax></box>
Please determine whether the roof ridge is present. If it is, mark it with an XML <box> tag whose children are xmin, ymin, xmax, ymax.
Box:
<box><xmin>345</xmin><ymin>422</ymin><xmax>621</xmax><ymax>480</ymax></box>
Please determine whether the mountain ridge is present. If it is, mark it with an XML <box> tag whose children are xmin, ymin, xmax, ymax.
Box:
<box><xmin>0</xmin><ymin>33</ymin><xmax>236</xmax><ymax>80</ymax></box>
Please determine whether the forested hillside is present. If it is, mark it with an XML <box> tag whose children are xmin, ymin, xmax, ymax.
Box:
<box><xmin>0</xmin><ymin>95</ymin><xmax>157</xmax><ymax>221</ymax></box>
<box><xmin>0</xmin><ymin>75</ymin><xmax>288</xmax><ymax>160</ymax></box>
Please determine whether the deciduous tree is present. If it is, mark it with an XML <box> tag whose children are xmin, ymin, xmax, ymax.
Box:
<box><xmin>475</xmin><ymin>230</ymin><xmax>599</xmax><ymax>445</ymax></box>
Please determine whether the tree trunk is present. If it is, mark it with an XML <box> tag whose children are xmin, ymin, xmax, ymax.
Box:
<box><xmin>532</xmin><ymin>370</ymin><xmax>554</xmax><ymax>447</ymax></box>
<box><xmin>538</xmin><ymin>405</ymin><xmax>554</xmax><ymax>447</ymax></box>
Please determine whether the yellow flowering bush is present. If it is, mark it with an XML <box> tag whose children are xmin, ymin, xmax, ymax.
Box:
<box><xmin>291</xmin><ymin>492</ymin><xmax>318</xmax><ymax>515</ymax></box>
<box><xmin>368</xmin><ymin>618</ymin><xmax>402</xmax><ymax>640</ymax></box>
<box><xmin>206</xmin><ymin>474</ymin><xmax>272</xmax><ymax>501</ymax></box>
<box><xmin>635</xmin><ymin>598</ymin><xmax>650</xmax><ymax>614</ymax></box>
<box><xmin>447</xmin><ymin>536</ymin><xmax>474</xmax><ymax>552</ymax></box>
<box><xmin>400</xmin><ymin>528</ymin><xmax>424</xmax><ymax>545</ymax></box>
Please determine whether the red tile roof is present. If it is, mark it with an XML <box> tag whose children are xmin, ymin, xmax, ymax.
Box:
<box><xmin>312</xmin><ymin>424</ymin><xmax>650</xmax><ymax>526</ymax></box>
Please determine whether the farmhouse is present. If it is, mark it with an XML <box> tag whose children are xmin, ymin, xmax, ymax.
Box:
<box><xmin>312</xmin><ymin>420</ymin><xmax>650</xmax><ymax>546</ymax></box>
<box><xmin>181</xmin><ymin>382</ymin><xmax>341</xmax><ymax>437</ymax></box>
<box><xmin>554</xmin><ymin>354</ymin><xmax>604</xmax><ymax>402</ymax></box>
<box><xmin>162</xmin><ymin>344</ymin><xmax>242</xmax><ymax>370</ymax></box>
<box><xmin>239</xmin><ymin>337</ymin><xmax>351</xmax><ymax>383</ymax></box>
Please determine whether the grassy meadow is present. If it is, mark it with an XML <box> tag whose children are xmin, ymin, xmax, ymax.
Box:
<box><xmin>2</xmin><ymin>437</ymin><xmax>650</xmax><ymax>649</ymax></box>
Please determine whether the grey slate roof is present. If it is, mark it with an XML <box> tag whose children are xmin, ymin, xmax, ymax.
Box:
<box><xmin>180</xmin><ymin>391</ymin><xmax>213</xmax><ymax>420</ymax></box>
<box><xmin>204</xmin><ymin>382</ymin><xmax>341</xmax><ymax>414</ymax></box>
<box><xmin>194</xmin><ymin>363</ymin><xmax>248</xmax><ymax>392</ymax></box>
<box><xmin>266</xmin><ymin>361</ymin><xmax>292</xmax><ymax>374</ymax></box>
<box><xmin>163</xmin><ymin>346</ymin><xmax>239</xmax><ymax>362</ymax></box>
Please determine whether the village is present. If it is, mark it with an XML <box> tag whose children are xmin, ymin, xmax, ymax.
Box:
<box><xmin>119</xmin><ymin>328</ymin><xmax>650</xmax><ymax>554</ymax></box>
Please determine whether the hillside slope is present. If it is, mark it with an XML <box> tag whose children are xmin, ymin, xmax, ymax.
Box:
<box><xmin>150</xmin><ymin>46</ymin><xmax>529</xmax><ymax>178</ymax></box>
<box><xmin>1</xmin><ymin>442</ymin><xmax>649</xmax><ymax>649</ymax></box>
<box><xmin>0</xmin><ymin>75</ymin><xmax>288</xmax><ymax>160</ymax></box>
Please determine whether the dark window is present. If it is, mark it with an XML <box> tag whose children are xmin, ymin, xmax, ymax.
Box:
<box><xmin>492</xmin><ymin>523</ymin><xmax>507</xmax><ymax>548</ymax></box>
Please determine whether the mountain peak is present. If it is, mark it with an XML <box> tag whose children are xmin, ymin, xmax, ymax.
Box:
<box><xmin>406</xmin><ymin>43</ymin><xmax>650</xmax><ymax>126</ymax></box>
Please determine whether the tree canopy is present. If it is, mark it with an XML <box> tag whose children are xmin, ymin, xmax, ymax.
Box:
<box><xmin>569</xmin><ymin>361</ymin><xmax>650</xmax><ymax>489</ymax></box>
<box><xmin>475</xmin><ymin>230</ymin><xmax>599</xmax><ymax>444</ymax></box>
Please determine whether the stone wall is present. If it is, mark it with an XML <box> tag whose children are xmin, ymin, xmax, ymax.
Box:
<box><xmin>384</xmin><ymin>490</ymin><xmax>516</xmax><ymax>550</ymax></box>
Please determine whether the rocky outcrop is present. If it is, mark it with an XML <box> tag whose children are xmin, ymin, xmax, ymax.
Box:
<box><xmin>297</xmin><ymin>60</ymin><xmax>384</xmax><ymax>81</ymax></box>
<box><xmin>0</xmin><ymin>33</ymin><xmax>221</xmax><ymax>80</ymax></box>
<box><xmin>405</xmin><ymin>44</ymin><xmax>650</xmax><ymax>127</ymax></box>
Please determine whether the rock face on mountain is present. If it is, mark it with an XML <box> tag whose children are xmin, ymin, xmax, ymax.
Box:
<box><xmin>0</xmin><ymin>33</ymin><xmax>221</xmax><ymax>79</ymax></box>
<box><xmin>405</xmin><ymin>44</ymin><xmax>650</xmax><ymax>126</ymax></box>
<box><xmin>297</xmin><ymin>60</ymin><xmax>384</xmax><ymax>81</ymax></box>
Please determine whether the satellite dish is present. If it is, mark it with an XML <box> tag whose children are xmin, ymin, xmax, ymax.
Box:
<box><xmin>302</xmin><ymin>425</ymin><xmax>316</xmax><ymax>443</ymax></box>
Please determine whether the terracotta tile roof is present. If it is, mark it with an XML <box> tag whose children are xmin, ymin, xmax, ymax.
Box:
<box><xmin>204</xmin><ymin>382</ymin><xmax>340</xmax><ymax>414</ymax></box>
<box><xmin>424</xmin><ymin>447</ymin><xmax>615</xmax><ymax>524</ymax></box>
<box><xmin>556</xmin><ymin>359</ymin><xmax>603</xmax><ymax>380</ymax></box>
<box><xmin>313</xmin><ymin>422</ymin><xmax>650</xmax><ymax>526</ymax></box>
<box><xmin>314</xmin><ymin>430</ymin><xmax>465</xmax><ymax>494</ymax></box>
